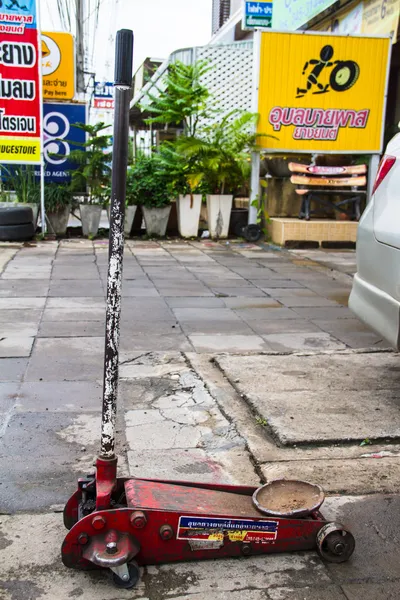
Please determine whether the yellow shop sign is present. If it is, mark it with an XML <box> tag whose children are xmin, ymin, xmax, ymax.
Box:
<box><xmin>257</xmin><ymin>31</ymin><xmax>391</xmax><ymax>153</ymax></box>
<box><xmin>42</xmin><ymin>31</ymin><xmax>75</xmax><ymax>101</ymax></box>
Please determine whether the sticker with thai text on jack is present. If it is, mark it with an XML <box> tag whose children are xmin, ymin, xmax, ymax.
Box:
<box><xmin>177</xmin><ymin>516</ymin><xmax>278</xmax><ymax>545</ymax></box>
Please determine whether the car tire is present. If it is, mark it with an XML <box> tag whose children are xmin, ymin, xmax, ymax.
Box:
<box><xmin>0</xmin><ymin>206</ymin><xmax>34</xmax><ymax>225</ymax></box>
<box><xmin>0</xmin><ymin>222</ymin><xmax>35</xmax><ymax>241</ymax></box>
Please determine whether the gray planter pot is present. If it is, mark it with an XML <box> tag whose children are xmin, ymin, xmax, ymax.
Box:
<box><xmin>47</xmin><ymin>206</ymin><xmax>70</xmax><ymax>236</ymax></box>
<box><xmin>142</xmin><ymin>205</ymin><xmax>171</xmax><ymax>237</ymax></box>
<box><xmin>80</xmin><ymin>204</ymin><xmax>102</xmax><ymax>237</ymax></box>
<box><xmin>107</xmin><ymin>204</ymin><xmax>137</xmax><ymax>236</ymax></box>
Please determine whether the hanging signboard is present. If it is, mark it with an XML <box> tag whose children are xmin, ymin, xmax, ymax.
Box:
<box><xmin>94</xmin><ymin>81</ymin><xmax>114</xmax><ymax>110</ymax></box>
<box><xmin>42</xmin><ymin>31</ymin><xmax>75</xmax><ymax>101</ymax></box>
<box><xmin>256</xmin><ymin>31</ymin><xmax>391</xmax><ymax>153</ymax></box>
<box><xmin>0</xmin><ymin>0</ymin><xmax>42</xmax><ymax>164</ymax></box>
<box><xmin>242</xmin><ymin>1</ymin><xmax>273</xmax><ymax>30</ymax></box>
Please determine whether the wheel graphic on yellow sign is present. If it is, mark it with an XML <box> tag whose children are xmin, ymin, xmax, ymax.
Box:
<box><xmin>329</xmin><ymin>61</ymin><xmax>360</xmax><ymax>92</ymax></box>
<box><xmin>41</xmin><ymin>34</ymin><xmax>61</xmax><ymax>76</ymax></box>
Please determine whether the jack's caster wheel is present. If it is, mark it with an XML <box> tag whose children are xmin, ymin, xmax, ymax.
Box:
<box><xmin>112</xmin><ymin>561</ymin><xmax>140</xmax><ymax>589</ymax></box>
<box><xmin>317</xmin><ymin>523</ymin><xmax>355</xmax><ymax>563</ymax></box>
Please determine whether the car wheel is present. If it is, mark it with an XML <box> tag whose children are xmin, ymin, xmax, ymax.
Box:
<box><xmin>0</xmin><ymin>206</ymin><xmax>34</xmax><ymax>226</ymax></box>
<box><xmin>0</xmin><ymin>223</ymin><xmax>35</xmax><ymax>241</ymax></box>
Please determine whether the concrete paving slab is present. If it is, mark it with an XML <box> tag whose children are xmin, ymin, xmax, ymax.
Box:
<box><xmin>52</xmin><ymin>266</ymin><xmax>99</xmax><ymax>279</ymax></box>
<box><xmin>120</xmin><ymin>333</ymin><xmax>192</xmax><ymax>352</ymax></box>
<box><xmin>328</xmin><ymin>331</ymin><xmax>388</xmax><ymax>349</ymax></box>
<box><xmin>17</xmin><ymin>381</ymin><xmax>102</xmax><ymax>412</ymax></box>
<box><xmin>1</xmin><ymin>322</ymin><xmax>39</xmax><ymax>337</ymax></box>
<box><xmin>26</xmin><ymin>337</ymin><xmax>104</xmax><ymax>381</ymax></box>
<box><xmin>122</xmin><ymin>287</ymin><xmax>160</xmax><ymax>297</ymax></box>
<box><xmin>127</xmin><ymin>446</ymin><xmax>259</xmax><ymax>485</ymax></box>
<box><xmin>0</xmin><ymin>411</ymin><xmax>96</xmax><ymax>512</ymax></box>
<box><xmin>46</xmin><ymin>297</ymin><xmax>105</xmax><ymax>309</ymax></box>
<box><xmin>0</xmin><ymin>337</ymin><xmax>34</xmax><ymax>358</ymax></box>
<box><xmin>258</xmin><ymin>280</ymin><xmax>306</xmax><ymax>289</ymax></box>
<box><xmin>292</xmin><ymin>307</ymin><xmax>354</xmax><ymax>319</ymax></box>
<box><xmin>276</xmin><ymin>296</ymin><xmax>339</xmax><ymax>307</ymax></box>
<box><xmin>247</xmin><ymin>319</ymin><xmax>322</xmax><ymax>335</ymax></box>
<box><xmin>234</xmin><ymin>307</ymin><xmax>299</xmax><ymax>320</ymax></box>
<box><xmin>263</xmin><ymin>332</ymin><xmax>346</xmax><ymax>352</ymax></box>
<box><xmin>173</xmin><ymin>308</ymin><xmax>241</xmax><ymax>322</ymax></box>
<box><xmin>342</xmin><ymin>583</ymin><xmax>400</xmax><ymax>600</ymax></box>
<box><xmin>181</xmin><ymin>320</ymin><xmax>255</xmax><ymax>335</ymax></box>
<box><xmin>0</xmin><ymin>297</ymin><xmax>45</xmax><ymax>309</ymax></box>
<box><xmin>216</xmin><ymin>353</ymin><xmax>400</xmax><ymax>445</ymax></box>
<box><xmin>38</xmin><ymin>320</ymin><xmax>105</xmax><ymax>337</ymax></box>
<box><xmin>42</xmin><ymin>308</ymin><xmax>105</xmax><ymax>322</ymax></box>
<box><xmin>223</xmin><ymin>297</ymin><xmax>282</xmax><ymax>309</ymax></box>
<box><xmin>261</xmin><ymin>459</ymin><xmax>400</xmax><ymax>494</ymax></box>
<box><xmin>210</xmin><ymin>287</ymin><xmax>267</xmax><ymax>297</ymax></box>
<box><xmin>0</xmin><ymin>358</ymin><xmax>27</xmax><ymax>382</ymax></box>
<box><xmin>165</xmin><ymin>296</ymin><xmax>226</xmax><ymax>308</ymax></box>
<box><xmin>121</xmin><ymin>320</ymin><xmax>180</xmax><ymax>334</ymax></box>
<box><xmin>49</xmin><ymin>280</ymin><xmax>104</xmax><ymax>297</ymax></box>
<box><xmin>0</xmin><ymin>279</ymin><xmax>49</xmax><ymax>297</ymax></box>
<box><xmin>189</xmin><ymin>334</ymin><xmax>269</xmax><ymax>353</ymax></box>
<box><xmin>323</xmin><ymin>494</ymin><xmax>400</xmax><ymax>585</ymax></box>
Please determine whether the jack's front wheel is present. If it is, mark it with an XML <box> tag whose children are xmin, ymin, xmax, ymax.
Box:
<box><xmin>112</xmin><ymin>561</ymin><xmax>140</xmax><ymax>589</ymax></box>
<box><xmin>316</xmin><ymin>523</ymin><xmax>355</xmax><ymax>563</ymax></box>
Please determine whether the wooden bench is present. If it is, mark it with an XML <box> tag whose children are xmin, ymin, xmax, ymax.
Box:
<box><xmin>289</xmin><ymin>162</ymin><xmax>367</xmax><ymax>221</ymax></box>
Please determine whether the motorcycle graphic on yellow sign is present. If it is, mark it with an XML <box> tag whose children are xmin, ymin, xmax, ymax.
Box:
<box><xmin>296</xmin><ymin>44</ymin><xmax>360</xmax><ymax>97</ymax></box>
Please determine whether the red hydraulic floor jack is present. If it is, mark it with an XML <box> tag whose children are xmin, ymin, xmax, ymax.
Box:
<box><xmin>61</xmin><ymin>30</ymin><xmax>355</xmax><ymax>589</ymax></box>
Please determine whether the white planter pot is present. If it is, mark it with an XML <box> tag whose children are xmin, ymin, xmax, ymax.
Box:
<box><xmin>80</xmin><ymin>204</ymin><xmax>102</xmax><ymax>237</ymax></box>
<box><xmin>206</xmin><ymin>194</ymin><xmax>233</xmax><ymax>239</ymax></box>
<box><xmin>124</xmin><ymin>205</ymin><xmax>137</xmax><ymax>236</ymax></box>
<box><xmin>142</xmin><ymin>205</ymin><xmax>171</xmax><ymax>237</ymax></box>
<box><xmin>177</xmin><ymin>194</ymin><xmax>202</xmax><ymax>238</ymax></box>
<box><xmin>47</xmin><ymin>206</ymin><xmax>71</xmax><ymax>236</ymax></box>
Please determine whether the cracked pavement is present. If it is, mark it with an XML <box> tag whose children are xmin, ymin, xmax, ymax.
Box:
<box><xmin>0</xmin><ymin>239</ymin><xmax>399</xmax><ymax>599</ymax></box>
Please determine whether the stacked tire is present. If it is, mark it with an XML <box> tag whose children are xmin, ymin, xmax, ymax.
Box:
<box><xmin>0</xmin><ymin>207</ymin><xmax>35</xmax><ymax>241</ymax></box>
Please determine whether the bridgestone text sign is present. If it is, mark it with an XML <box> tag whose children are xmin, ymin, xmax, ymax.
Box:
<box><xmin>0</xmin><ymin>0</ymin><xmax>42</xmax><ymax>164</ymax></box>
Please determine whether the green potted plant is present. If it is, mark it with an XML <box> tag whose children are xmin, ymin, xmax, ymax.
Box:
<box><xmin>68</xmin><ymin>122</ymin><xmax>111</xmax><ymax>237</ymax></box>
<box><xmin>129</xmin><ymin>154</ymin><xmax>172</xmax><ymax>237</ymax></box>
<box><xmin>157</xmin><ymin>143</ymin><xmax>206</xmax><ymax>238</ymax></box>
<box><xmin>176</xmin><ymin>111</ymin><xmax>263</xmax><ymax>239</ymax></box>
<box><xmin>143</xmin><ymin>60</ymin><xmax>210</xmax><ymax>238</ymax></box>
<box><xmin>44</xmin><ymin>182</ymin><xmax>72</xmax><ymax>235</ymax></box>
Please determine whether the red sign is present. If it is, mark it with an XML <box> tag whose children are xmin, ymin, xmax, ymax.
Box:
<box><xmin>0</xmin><ymin>1</ymin><xmax>42</xmax><ymax>164</ymax></box>
<box><xmin>93</xmin><ymin>98</ymin><xmax>114</xmax><ymax>110</ymax></box>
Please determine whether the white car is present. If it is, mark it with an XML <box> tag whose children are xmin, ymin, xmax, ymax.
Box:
<box><xmin>350</xmin><ymin>133</ymin><xmax>400</xmax><ymax>349</ymax></box>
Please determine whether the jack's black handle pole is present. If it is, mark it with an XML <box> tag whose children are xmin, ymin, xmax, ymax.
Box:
<box><xmin>100</xmin><ymin>30</ymin><xmax>134</xmax><ymax>459</ymax></box>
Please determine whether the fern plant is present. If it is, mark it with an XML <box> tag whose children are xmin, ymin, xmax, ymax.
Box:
<box><xmin>142</xmin><ymin>61</ymin><xmax>210</xmax><ymax>136</ymax></box>
<box><xmin>67</xmin><ymin>122</ymin><xmax>112</xmax><ymax>204</ymax></box>
<box><xmin>175</xmin><ymin>110</ymin><xmax>272</xmax><ymax>195</ymax></box>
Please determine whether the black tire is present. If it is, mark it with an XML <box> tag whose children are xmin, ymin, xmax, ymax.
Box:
<box><xmin>243</xmin><ymin>224</ymin><xmax>262</xmax><ymax>242</ymax></box>
<box><xmin>0</xmin><ymin>222</ymin><xmax>35</xmax><ymax>241</ymax></box>
<box><xmin>330</xmin><ymin>61</ymin><xmax>359</xmax><ymax>92</ymax></box>
<box><xmin>0</xmin><ymin>206</ymin><xmax>34</xmax><ymax>225</ymax></box>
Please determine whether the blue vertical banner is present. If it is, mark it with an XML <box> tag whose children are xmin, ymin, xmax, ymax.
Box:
<box><xmin>39</xmin><ymin>102</ymin><xmax>86</xmax><ymax>183</ymax></box>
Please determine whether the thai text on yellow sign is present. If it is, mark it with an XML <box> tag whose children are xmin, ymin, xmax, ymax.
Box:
<box><xmin>42</xmin><ymin>31</ymin><xmax>75</xmax><ymax>101</ymax></box>
<box><xmin>257</xmin><ymin>31</ymin><xmax>391</xmax><ymax>153</ymax></box>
